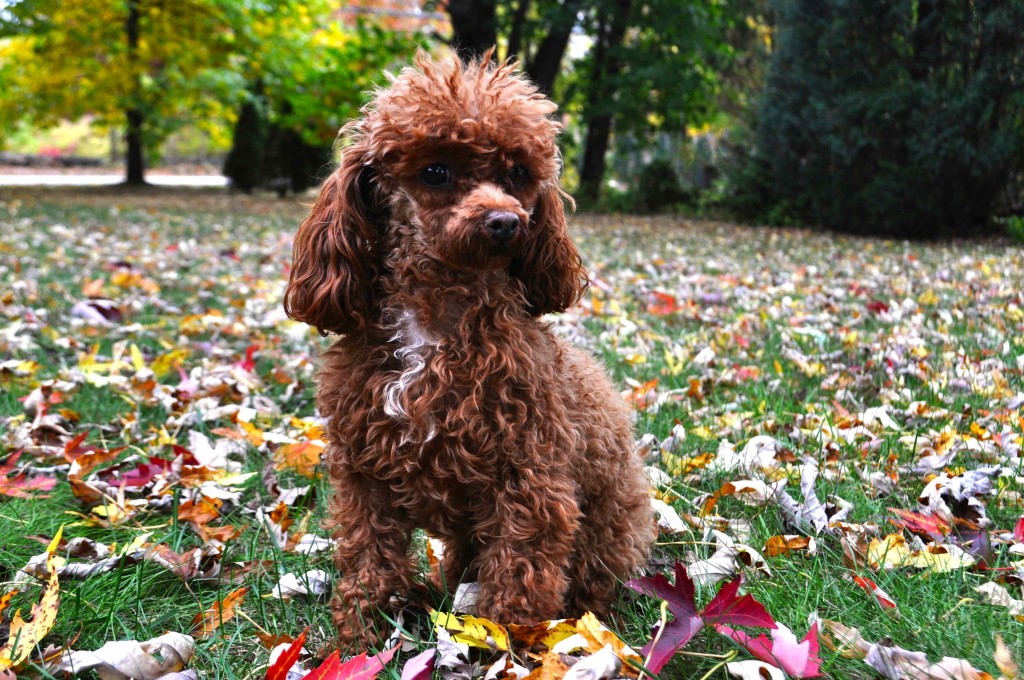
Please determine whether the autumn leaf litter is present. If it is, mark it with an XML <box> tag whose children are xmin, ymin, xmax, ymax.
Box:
<box><xmin>1</xmin><ymin>193</ymin><xmax>1023</xmax><ymax>678</ymax></box>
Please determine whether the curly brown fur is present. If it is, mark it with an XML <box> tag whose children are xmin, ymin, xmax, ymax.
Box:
<box><xmin>285</xmin><ymin>51</ymin><xmax>656</xmax><ymax>646</ymax></box>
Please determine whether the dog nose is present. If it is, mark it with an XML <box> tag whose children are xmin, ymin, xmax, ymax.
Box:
<box><xmin>484</xmin><ymin>211</ymin><xmax>519</xmax><ymax>243</ymax></box>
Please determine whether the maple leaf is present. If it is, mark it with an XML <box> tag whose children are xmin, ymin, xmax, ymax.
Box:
<box><xmin>273</xmin><ymin>440</ymin><xmax>326</xmax><ymax>478</ymax></box>
<box><xmin>716</xmin><ymin>622</ymin><xmax>823</xmax><ymax>678</ymax></box>
<box><xmin>628</xmin><ymin>563</ymin><xmax>774</xmax><ymax>674</ymax></box>
<box><xmin>889</xmin><ymin>508</ymin><xmax>951</xmax><ymax>542</ymax></box>
<box><xmin>627</xmin><ymin>562</ymin><xmax>704</xmax><ymax>672</ymax></box>
<box><xmin>0</xmin><ymin>451</ymin><xmax>57</xmax><ymax>499</ymax></box>
<box><xmin>305</xmin><ymin>645</ymin><xmax>398</xmax><ymax>680</ymax></box>
<box><xmin>265</xmin><ymin>628</ymin><xmax>306</xmax><ymax>680</ymax></box>
<box><xmin>702</xmin><ymin>577</ymin><xmax>775</xmax><ymax>628</ymax></box>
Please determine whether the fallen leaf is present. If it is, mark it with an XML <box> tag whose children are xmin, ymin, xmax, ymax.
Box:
<box><xmin>400</xmin><ymin>647</ymin><xmax>436</xmax><ymax>680</ymax></box>
<box><xmin>716</xmin><ymin>622</ymin><xmax>822</xmax><ymax>678</ymax></box>
<box><xmin>305</xmin><ymin>645</ymin><xmax>398</xmax><ymax>680</ymax></box>
<box><xmin>0</xmin><ymin>527</ymin><xmax>62</xmax><ymax>669</ymax></box>
<box><xmin>49</xmin><ymin>632</ymin><xmax>195</xmax><ymax>679</ymax></box>
<box><xmin>266</xmin><ymin>628</ymin><xmax>306</xmax><ymax>680</ymax></box>
<box><xmin>190</xmin><ymin>587</ymin><xmax>247</xmax><ymax>638</ymax></box>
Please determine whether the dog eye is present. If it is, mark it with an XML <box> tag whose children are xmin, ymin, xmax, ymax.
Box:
<box><xmin>509</xmin><ymin>165</ymin><xmax>530</xmax><ymax>188</ymax></box>
<box><xmin>420</xmin><ymin>164</ymin><xmax>452</xmax><ymax>187</ymax></box>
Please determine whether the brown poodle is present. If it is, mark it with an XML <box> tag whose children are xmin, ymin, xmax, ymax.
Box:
<box><xmin>284</xmin><ymin>51</ymin><xmax>655</xmax><ymax>646</ymax></box>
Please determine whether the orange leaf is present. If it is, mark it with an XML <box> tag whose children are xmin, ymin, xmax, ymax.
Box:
<box><xmin>648</xmin><ymin>291</ymin><xmax>681</xmax><ymax>316</ymax></box>
<box><xmin>273</xmin><ymin>441</ymin><xmax>325</xmax><ymax>478</ymax></box>
<box><xmin>178</xmin><ymin>496</ymin><xmax>222</xmax><ymax>525</ymax></box>
<box><xmin>191</xmin><ymin>587</ymin><xmax>247</xmax><ymax>638</ymax></box>
<box><xmin>764</xmin><ymin>535</ymin><xmax>811</xmax><ymax>557</ymax></box>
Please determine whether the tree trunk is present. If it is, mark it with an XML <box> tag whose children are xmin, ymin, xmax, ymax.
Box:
<box><xmin>525</xmin><ymin>0</ymin><xmax>581</xmax><ymax>95</ymax></box>
<box><xmin>126</xmin><ymin>108</ymin><xmax>145</xmax><ymax>186</ymax></box>
<box><xmin>124</xmin><ymin>0</ymin><xmax>146</xmax><ymax>186</ymax></box>
<box><xmin>447</xmin><ymin>0</ymin><xmax>497</xmax><ymax>63</ymax></box>
<box><xmin>507</xmin><ymin>0</ymin><xmax>530</xmax><ymax>62</ymax></box>
<box><xmin>577</xmin><ymin>0</ymin><xmax>632</xmax><ymax>203</ymax></box>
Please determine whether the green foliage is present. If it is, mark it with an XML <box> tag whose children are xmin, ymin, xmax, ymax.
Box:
<box><xmin>242</xmin><ymin>7</ymin><xmax>422</xmax><ymax>148</ymax></box>
<box><xmin>1006</xmin><ymin>216</ymin><xmax>1024</xmax><ymax>244</ymax></box>
<box><xmin>0</xmin><ymin>0</ymin><xmax>419</xmax><ymax>178</ymax></box>
<box><xmin>0</xmin><ymin>0</ymin><xmax>246</xmax><ymax>156</ymax></box>
<box><xmin>219</xmin><ymin>5</ymin><xmax>421</xmax><ymax>193</ymax></box>
<box><xmin>738</xmin><ymin>0</ymin><xmax>1024</xmax><ymax>238</ymax></box>
<box><xmin>599</xmin><ymin>0</ymin><xmax>725</xmax><ymax>140</ymax></box>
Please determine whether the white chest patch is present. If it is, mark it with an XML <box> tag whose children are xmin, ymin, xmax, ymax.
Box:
<box><xmin>383</xmin><ymin>309</ymin><xmax>438</xmax><ymax>440</ymax></box>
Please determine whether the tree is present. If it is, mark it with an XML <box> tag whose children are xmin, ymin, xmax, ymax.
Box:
<box><xmin>745</xmin><ymin>0</ymin><xmax>1024</xmax><ymax>237</ymax></box>
<box><xmin>574</xmin><ymin>0</ymin><xmax>730</xmax><ymax>203</ymax></box>
<box><xmin>0</xmin><ymin>0</ymin><xmax>245</xmax><ymax>185</ymax></box>
<box><xmin>221</xmin><ymin>1</ymin><xmax>422</xmax><ymax>193</ymax></box>
<box><xmin>439</xmin><ymin>0</ymin><xmax>582</xmax><ymax>96</ymax></box>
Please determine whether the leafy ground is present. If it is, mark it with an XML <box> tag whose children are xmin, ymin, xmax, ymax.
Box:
<box><xmin>1</xmin><ymin>187</ymin><xmax>1023</xmax><ymax>679</ymax></box>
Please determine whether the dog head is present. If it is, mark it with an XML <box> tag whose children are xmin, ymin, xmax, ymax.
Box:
<box><xmin>284</xmin><ymin>51</ymin><xmax>588</xmax><ymax>335</ymax></box>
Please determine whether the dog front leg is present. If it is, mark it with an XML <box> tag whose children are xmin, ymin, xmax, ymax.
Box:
<box><xmin>474</xmin><ymin>473</ymin><xmax>581</xmax><ymax>623</ymax></box>
<box><xmin>327</xmin><ymin>470</ymin><xmax>415</xmax><ymax>647</ymax></box>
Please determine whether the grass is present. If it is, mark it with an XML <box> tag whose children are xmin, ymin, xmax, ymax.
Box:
<box><xmin>1</xmin><ymin>187</ymin><xmax>1023</xmax><ymax>678</ymax></box>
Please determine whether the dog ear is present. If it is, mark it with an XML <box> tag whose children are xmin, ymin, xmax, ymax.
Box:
<box><xmin>284</xmin><ymin>141</ymin><xmax>382</xmax><ymax>335</ymax></box>
<box><xmin>512</xmin><ymin>184</ymin><xmax>590</xmax><ymax>316</ymax></box>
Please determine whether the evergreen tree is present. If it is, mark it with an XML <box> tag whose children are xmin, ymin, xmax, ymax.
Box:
<box><xmin>746</xmin><ymin>0</ymin><xmax>1024</xmax><ymax>237</ymax></box>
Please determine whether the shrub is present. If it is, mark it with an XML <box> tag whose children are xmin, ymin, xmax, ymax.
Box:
<box><xmin>740</xmin><ymin>0</ymin><xmax>1024</xmax><ymax>238</ymax></box>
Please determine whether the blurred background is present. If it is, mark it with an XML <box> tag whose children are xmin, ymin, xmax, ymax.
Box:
<box><xmin>0</xmin><ymin>0</ymin><xmax>1021</xmax><ymax>239</ymax></box>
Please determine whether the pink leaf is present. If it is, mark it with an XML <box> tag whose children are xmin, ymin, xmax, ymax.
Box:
<box><xmin>400</xmin><ymin>648</ymin><xmax>435</xmax><ymax>680</ymax></box>
<box><xmin>305</xmin><ymin>645</ymin><xmax>399</xmax><ymax>680</ymax></box>
<box><xmin>717</xmin><ymin>622</ymin><xmax>823</xmax><ymax>678</ymax></box>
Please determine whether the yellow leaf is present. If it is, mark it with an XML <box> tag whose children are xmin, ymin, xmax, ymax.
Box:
<box><xmin>0</xmin><ymin>534</ymin><xmax>61</xmax><ymax>669</ymax></box>
<box><xmin>509</xmin><ymin>619</ymin><xmax>579</xmax><ymax>650</ymax></box>
<box><xmin>47</xmin><ymin>525</ymin><xmax>64</xmax><ymax>553</ymax></box>
<box><xmin>576</xmin><ymin>612</ymin><xmax>642</xmax><ymax>665</ymax></box>
<box><xmin>129</xmin><ymin>343</ymin><xmax>145</xmax><ymax>371</ymax></box>
<box><xmin>238</xmin><ymin>420</ymin><xmax>264</xmax><ymax>447</ymax></box>
<box><xmin>910</xmin><ymin>544</ymin><xmax>976</xmax><ymax>574</ymax></box>
<box><xmin>151</xmin><ymin>348</ymin><xmax>189</xmax><ymax>378</ymax></box>
<box><xmin>867</xmin><ymin>534</ymin><xmax>913</xmax><ymax>569</ymax></box>
<box><xmin>431</xmin><ymin>610</ymin><xmax>510</xmax><ymax>651</ymax></box>
<box><xmin>457</xmin><ymin>616</ymin><xmax>511</xmax><ymax>651</ymax></box>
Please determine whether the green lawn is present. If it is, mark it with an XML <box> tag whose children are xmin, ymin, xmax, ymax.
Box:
<box><xmin>1</xmin><ymin>187</ymin><xmax>1022</xmax><ymax>679</ymax></box>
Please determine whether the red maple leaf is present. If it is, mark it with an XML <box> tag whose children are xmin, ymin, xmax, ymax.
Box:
<box><xmin>265</xmin><ymin>628</ymin><xmax>307</xmax><ymax>680</ymax></box>
<box><xmin>888</xmin><ymin>508</ymin><xmax>950</xmax><ymax>542</ymax></box>
<box><xmin>627</xmin><ymin>562</ymin><xmax>775</xmax><ymax>674</ymax></box>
